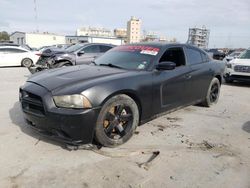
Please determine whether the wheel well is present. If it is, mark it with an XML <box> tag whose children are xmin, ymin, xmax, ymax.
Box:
<box><xmin>215</xmin><ymin>75</ymin><xmax>222</xmax><ymax>85</ymax></box>
<box><xmin>57</xmin><ymin>60</ymin><xmax>73</xmax><ymax>65</ymax></box>
<box><xmin>102</xmin><ymin>91</ymin><xmax>142</xmax><ymax>122</ymax></box>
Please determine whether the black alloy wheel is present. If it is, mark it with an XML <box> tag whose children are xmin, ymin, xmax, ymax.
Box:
<box><xmin>202</xmin><ymin>77</ymin><xmax>220</xmax><ymax>107</ymax></box>
<box><xmin>103</xmin><ymin>105</ymin><xmax>133</xmax><ymax>140</ymax></box>
<box><xmin>209</xmin><ymin>83</ymin><xmax>219</xmax><ymax>103</ymax></box>
<box><xmin>95</xmin><ymin>94</ymin><xmax>139</xmax><ymax>147</ymax></box>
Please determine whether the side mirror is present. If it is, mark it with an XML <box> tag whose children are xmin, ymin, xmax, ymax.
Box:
<box><xmin>77</xmin><ymin>51</ymin><xmax>85</xmax><ymax>56</ymax></box>
<box><xmin>156</xmin><ymin>61</ymin><xmax>176</xmax><ymax>70</ymax></box>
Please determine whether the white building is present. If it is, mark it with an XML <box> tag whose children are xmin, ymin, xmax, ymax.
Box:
<box><xmin>187</xmin><ymin>26</ymin><xmax>210</xmax><ymax>49</ymax></box>
<box><xmin>66</xmin><ymin>35</ymin><xmax>124</xmax><ymax>46</ymax></box>
<box><xmin>127</xmin><ymin>16</ymin><xmax>141</xmax><ymax>43</ymax></box>
<box><xmin>10</xmin><ymin>32</ymin><xmax>66</xmax><ymax>48</ymax></box>
<box><xmin>76</xmin><ymin>27</ymin><xmax>112</xmax><ymax>37</ymax></box>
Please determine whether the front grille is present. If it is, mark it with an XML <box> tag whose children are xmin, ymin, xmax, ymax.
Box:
<box><xmin>234</xmin><ymin>65</ymin><xmax>250</xmax><ymax>73</ymax></box>
<box><xmin>20</xmin><ymin>90</ymin><xmax>45</xmax><ymax>116</ymax></box>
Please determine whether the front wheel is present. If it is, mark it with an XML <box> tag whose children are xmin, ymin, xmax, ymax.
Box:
<box><xmin>202</xmin><ymin>77</ymin><xmax>221</xmax><ymax>107</ymax></box>
<box><xmin>95</xmin><ymin>94</ymin><xmax>139</xmax><ymax>147</ymax></box>
<box><xmin>21</xmin><ymin>58</ymin><xmax>33</xmax><ymax>68</ymax></box>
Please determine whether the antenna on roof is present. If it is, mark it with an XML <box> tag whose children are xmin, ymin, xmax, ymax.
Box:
<box><xmin>34</xmin><ymin>0</ymin><xmax>39</xmax><ymax>33</ymax></box>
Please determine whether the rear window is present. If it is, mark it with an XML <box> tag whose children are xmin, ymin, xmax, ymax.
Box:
<box><xmin>186</xmin><ymin>48</ymin><xmax>203</xmax><ymax>65</ymax></box>
<box><xmin>100</xmin><ymin>45</ymin><xmax>113</xmax><ymax>53</ymax></box>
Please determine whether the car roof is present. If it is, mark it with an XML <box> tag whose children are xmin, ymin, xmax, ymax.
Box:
<box><xmin>75</xmin><ymin>43</ymin><xmax>116</xmax><ymax>47</ymax></box>
<box><xmin>0</xmin><ymin>46</ymin><xmax>29</xmax><ymax>51</ymax></box>
<box><xmin>121</xmin><ymin>42</ymin><xmax>198</xmax><ymax>49</ymax></box>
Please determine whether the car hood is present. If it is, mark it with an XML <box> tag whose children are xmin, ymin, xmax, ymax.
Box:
<box><xmin>41</xmin><ymin>49</ymin><xmax>73</xmax><ymax>57</ymax></box>
<box><xmin>28</xmin><ymin>65</ymin><xmax>127</xmax><ymax>91</ymax></box>
<box><xmin>231</xmin><ymin>59</ymin><xmax>250</xmax><ymax>66</ymax></box>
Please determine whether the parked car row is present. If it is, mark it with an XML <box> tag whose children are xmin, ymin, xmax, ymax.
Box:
<box><xmin>0</xmin><ymin>43</ymin><xmax>115</xmax><ymax>69</ymax></box>
<box><xmin>28</xmin><ymin>43</ymin><xmax>115</xmax><ymax>73</ymax></box>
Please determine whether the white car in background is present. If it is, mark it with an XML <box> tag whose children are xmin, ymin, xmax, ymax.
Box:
<box><xmin>224</xmin><ymin>48</ymin><xmax>250</xmax><ymax>83</ymax></box>
<box><xmin>0</xmin><ymin>46</ymin><xmax>40</xmax><ymax>67</ymax></box>
<box><xmin>223</xmin><ymin>51</ymin><xmax>242</xmax><ymax>63</ymax></box>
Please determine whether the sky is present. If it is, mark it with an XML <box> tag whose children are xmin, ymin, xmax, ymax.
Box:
<box><xmin>0</xmin><ymin>0</ymin><xmax>250</xmax><ymax>48</ymax></box>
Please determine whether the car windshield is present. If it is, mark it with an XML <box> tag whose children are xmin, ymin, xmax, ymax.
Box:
<box><xmin>94</xmin><ymin>45</ymin><xmax>160</xmax><ymax>70</ymax></box>
<box><xmin>65</xmin><ymin>43</ymin><xmax>85</xmax><ymax>53</ymax></box>
<box><xmin>228</xmin><ymin>51</ymin><xmax>241</xmax><ymax>57</ymax></box>
<box><xmin>239</xmin><ymin>50</ymin><xmax>250</xmax><ymax>59</ymax></box>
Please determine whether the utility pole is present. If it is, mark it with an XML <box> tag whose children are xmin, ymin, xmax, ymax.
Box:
<box><xmin>34</xmin><ymin>0</ymin><xmax>39</xmax><ymax>32</ymax></box>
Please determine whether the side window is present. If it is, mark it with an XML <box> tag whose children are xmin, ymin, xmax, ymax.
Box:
<box><xmin>3</xmin><ymin>48</ymin><xmax>26</xmax><ymax>53</ymax></box>
<box><xmin>159</xmin><ymin>47</ymin><xmax>186</xmax><ymax>67</ymax></box>
<box><xmin>186</xmin><ymin>48</ymin><xmax>203</xmax><ymax>65</ymax></box>
<box><xmin>201</xmin><ymin>52</ymin><xmax>210</xmax><ymax>63</ymax></box>
<box><xmin>81</xmin><ymin>45</ymin><xmax>100</xmax><ymax>53</ymax></box>
<box><xmin>99</xmin><ymin>45</ymin><xmax>112</xmax><ymax>53</ymax></box>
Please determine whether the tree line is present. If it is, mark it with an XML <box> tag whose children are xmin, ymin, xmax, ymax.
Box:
<box><xmin>0</xmin><ymin>31</ymin><xmax>10</xmax><ymax>41</ymax></box>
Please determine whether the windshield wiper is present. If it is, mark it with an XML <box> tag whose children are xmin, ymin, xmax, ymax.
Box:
<box><xmin>99</xmin><ymin>63</ymin><xmax>122</xmax><ymax>69</ymax></box>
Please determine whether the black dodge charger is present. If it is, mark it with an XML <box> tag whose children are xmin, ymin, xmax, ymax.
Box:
<box><xmin>20</xmin><ymin>43</ymin><xmax>225</xmax><ymax>147</ymax></box>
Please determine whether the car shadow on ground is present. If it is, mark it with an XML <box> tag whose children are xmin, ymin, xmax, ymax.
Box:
<box><xmin>223</xmin><ymin>81</ymin><xmax>250</xmax><ymax>88</ymax></box>
<box><xmin>9</xmin><ymin>101</ymin><xmax>65</xmax><ymax>148</ymax></box>
<box><xmin>242</xmin><ymin>121</ymin><xmax>250</xmax><ymax>133</ymax></box>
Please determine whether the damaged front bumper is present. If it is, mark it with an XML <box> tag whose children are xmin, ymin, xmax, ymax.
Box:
<box><xmin>20</xmin><ymin>82</ymin><xmax>101</xmax><ymax>145</ymax></box>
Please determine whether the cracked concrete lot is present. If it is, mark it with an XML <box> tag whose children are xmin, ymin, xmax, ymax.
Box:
<box><xmin>0</xmin><ymin>68</ymin><xmax>250</xmax><ymax>188</ymax></box>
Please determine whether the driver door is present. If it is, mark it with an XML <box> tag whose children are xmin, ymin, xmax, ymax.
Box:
<box><xmin>153</xmin><ymin>47</ymin><xmax>192</xmax><ymax>114</ymax></box>
<box><xmin>75</xmin><ymin>45</ymin><xmax>100</xmax><ymax>65</ymax></box>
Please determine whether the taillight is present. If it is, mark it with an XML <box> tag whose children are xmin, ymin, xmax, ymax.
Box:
<box><xmin>35</xmin><ymin>53</ymin><xmax>41</xmax><ymax>56</ymax></box>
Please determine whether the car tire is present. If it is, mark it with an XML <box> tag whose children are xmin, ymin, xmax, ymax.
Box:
<box><xmin>95</xmin><ymin>94</ymin><xmax>139</xmax><ymax>147</ymax></box>
<box><xmin>21</xmin><ymin>58</ymin><xmax>33</xmax><ymax>68</ymax></box>
<box><xmin>202</xmin><ymin>77</ymin><xmax>221</xmax><ymax>107</ymax></box>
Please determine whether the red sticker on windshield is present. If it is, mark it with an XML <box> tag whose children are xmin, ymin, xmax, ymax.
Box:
<box><xmin>113</xmin><ymin>45</ymin><xmax>160</xmax><ymax>55</ymax></box>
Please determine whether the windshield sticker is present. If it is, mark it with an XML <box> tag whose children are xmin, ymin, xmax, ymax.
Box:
<box><xmin>114</xmin><ymin>45</ymin><xmax>160</xmax><ymax>54</ymax></box>
<box><xmin>140</xmin><ymin>50</ymin><xmax>158</xmax><ymax>56</ymax></box>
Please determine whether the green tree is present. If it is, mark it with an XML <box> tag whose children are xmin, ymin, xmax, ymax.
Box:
<box><xmin>0</xmin><ymin>31</ymin><xmax>10</xmax><ymax>41</ymax></box>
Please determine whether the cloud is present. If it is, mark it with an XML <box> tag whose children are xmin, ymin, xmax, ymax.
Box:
<box><xmin>1</xmin><ymin>0</ymin><xmax>250</xmax><ymax>48</ymax></box>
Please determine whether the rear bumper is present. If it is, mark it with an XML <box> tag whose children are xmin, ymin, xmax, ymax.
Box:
<box><xmin>20</xmin><ymin>82</ymin><xmax>101</xmax><ymax>145</ymax></box>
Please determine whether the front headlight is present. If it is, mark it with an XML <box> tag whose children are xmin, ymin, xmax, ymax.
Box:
<box><xmin>53</xmin><ymin>94</ymin><xmax>92</xmax><ymax>109</ymax></box>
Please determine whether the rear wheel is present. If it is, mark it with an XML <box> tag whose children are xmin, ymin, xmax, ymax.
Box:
<box><xmin>202</xmin><ymin>77</ymin><xmax>221</xmax><ymax>107</ymax></box>
<box><xmin>95</xmin><ymin>94</ymin><xmax>139</xmax><ymax>147</ymax></box>
<box><xmin>21</xmin><ymin>58</ymin><xmax>33</xmax><ymax>68</ymax></box>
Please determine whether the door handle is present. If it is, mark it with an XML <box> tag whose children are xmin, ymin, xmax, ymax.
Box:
<box><xmin>185</xmin><ymin>74</ymin><xmax>192</xmax><ymax>79</ymax></box>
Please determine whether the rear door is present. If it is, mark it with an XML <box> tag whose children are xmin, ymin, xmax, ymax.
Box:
<box><xmin>153</xmin><ymin>46</ymin><xmax>193</xmax><ymax>114</ymax></box>
<box><xmin>75</xmin><ymin>45</ymin><xmax>100</xmax><ymax>64</ymax></box>
<box><xmin>185</xmin><ymin>47</ymin><xmax>214</xmax><ymax>101</ymax></box>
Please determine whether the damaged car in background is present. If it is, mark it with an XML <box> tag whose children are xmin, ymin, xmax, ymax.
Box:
<box><xmin>20</xmin><ymin>43</ymin><xmax>225</xmax><ymax>147</ymax></box>
<box><xmin>26</xmin><ymin>43</ymin><xmax>115</xmax><ymax>73</ymax></box>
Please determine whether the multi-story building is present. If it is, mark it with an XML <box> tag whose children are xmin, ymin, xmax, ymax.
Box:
<box><xmin>66</xmin><ymin>35</ymin><xmax>124</xmax><ymax>46</ymax></box>
<box><xmin>127</xmin><ymin>16</ymin><xmax>141</xmax><ymax>43</ymax></box>
<box><xmin>187</xmin><ymin>26</ymin><xmax>210</xmax><ymax>49</ymax></box>
<box><xmin>10</xmin><ymin>31</ymin><xmax>65</xmax><ymax>48</ymax></box>
<box><xmin>114</xmin><ymin>28</ymin><xmax>127</xmax><ymax>38</ymax></box>
<box><xmin>76</xmin><ymin>27</ymin><xmax>112</xmax><ymax>37</ymax></box>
